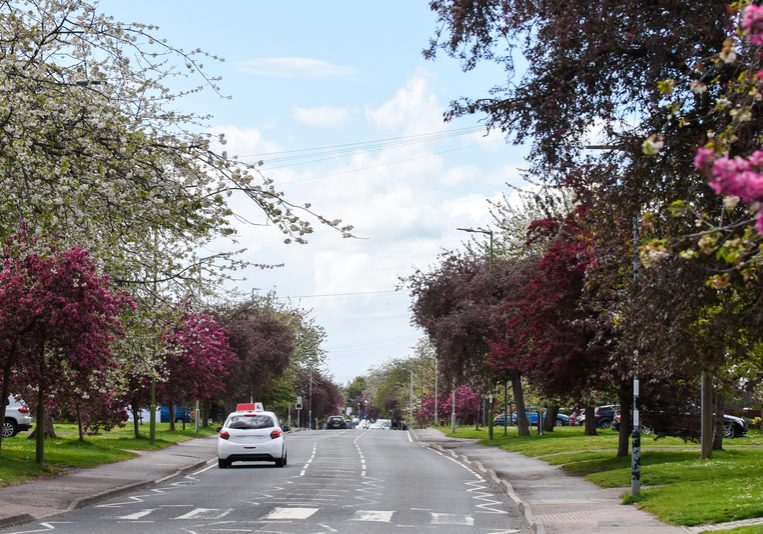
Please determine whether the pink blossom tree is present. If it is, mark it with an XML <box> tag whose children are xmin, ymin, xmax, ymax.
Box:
<box><xmin>157</xmin><ymin>309</ymin><xmax>237</xmax><ymax>430</ymax></box>
<box><xmin>0</xmin><ymin>229</ymin><xmax>131</xmax><ymax>463</ymax></box>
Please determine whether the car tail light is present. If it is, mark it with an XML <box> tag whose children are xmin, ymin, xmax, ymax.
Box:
<box><xmin>270</xmin><ymin>429</ymin><xmax>282</xmax><ymax>439</ymax></box>
<box><xmin>219</xmin><ymin>431</ymin><xmax>230</xmax><ymax>440</ymax></box>
<box><xmin>17</xmin><ymin>407</ymin><xmax>28</xmax><ymax>413</ymax></box>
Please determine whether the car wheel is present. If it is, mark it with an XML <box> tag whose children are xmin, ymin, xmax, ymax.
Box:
<box><xmin>554</xmin><ymin>418</ymin><xmax>563</xmax><ymax>427</ymax></box>
<box><xmin>2</xmin><ymin>419</ymin><xmax>17</xmax><ymax>438</ymax></box>
<box><xmin>639</xmin><ymin>424</ymin><xmax>654</xmax><ymax>435</ymax></box>
<box><xmin>175</xmin><ymin>417</ymin><xmax>184</xmax><ymax>423</ymax></box>
<box><xmin>599</xmin><ymin>419</ymin><xmax>612</xmax><ymax>429</ymax></box>
<box><xmin>218</xmin><ymin>458</ymin><xmax>230</xmax><ymax>468</ymax></box>
<box><xmin>275</xmin><ymin>456</ymin><xmax>285</xmax><ymax>467</ymax></box>
<box><xmin>722</xmin><ymin>423</ymin><xmax>735</xmax><ymax>439</ymax></box>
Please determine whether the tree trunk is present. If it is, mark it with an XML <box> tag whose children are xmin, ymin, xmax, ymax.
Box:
<box><xmin>617</xmin><ymin>381</ymin><xmax>631</xmax><ymax>457</ymax></box>
<box><xmin>700</xmin><ymin>368</ymin><xmax>713</xmax><ymax>459</ymax></box>
<box><xmin>487</xmin><ymin>387</ymin><xmax>494</xmax><ymax>440</ymax></box>
<box><xmin>584</xmin><ymin>403</ymin><xmax>597</xmax><ymax>436</ymax></box>
<box><xmin>131</xmin><ymin>400</ymin><xmax>141</xmax><ymax>438</ymax></box>
<box><xmin>35</xmin><ymin>386</ymin><xmax>45</xmax><ymax>465</ymax></box>
<box><xmin>202</xmin><ymin>400</ymin><xmax>209</xmax><ymax>428</ymax></box>
<box><xmin>76</xmin><ymin>402</ymin><xmax>84</xmax><ymax>441</ymax></box>
<box><xmin>0</xmin><ymin>359</ymin><xmax>12</xmax><ymax>455</ymax></box>
<box><xmin>712</xmin><ymin>390</ymin><xmax>724</xmax><ymax>451</ymax></box>
<box><xmin>511</xmin><ymin>373</ymin><xmax>530</xmax><ymax>437</ymax></box>
<box><xmin>169</xmin><ymin>402</ymin><xmax>175</xmax><ymax>431</ymax></box>
<box><xmin>543</xmin><ymin>405</ymin><xmax>559</xmax><ymax>433</ymax></box>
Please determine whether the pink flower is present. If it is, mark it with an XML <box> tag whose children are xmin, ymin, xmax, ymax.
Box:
<box><xmin>694</xmin><ymin>147</ymin><xmax>716</xmax><ymax>170</ymax></box>
<box><xmin>742</xmin><ymin>5</ymin><xmax>763</xmax><ymax>45</ymax></box>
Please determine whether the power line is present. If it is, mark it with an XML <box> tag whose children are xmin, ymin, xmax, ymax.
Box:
<box><xmin>277</xmin><ymin>289</ymin><xmax>401</xmax><ymax>299</ymax></box>
<box><xmin>239</xmin><ymin>125</ymin><xmax>487</xmax><ymax>166</ymax></box>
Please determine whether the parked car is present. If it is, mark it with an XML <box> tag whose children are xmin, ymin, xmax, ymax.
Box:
<box><xmin>497</xmin><ymin>409</ymin><xmax>571</xmax><ymax>426</ymax></box>
<box><xmin>612</xmin><ymin>408</ymin><xmax>747</xmax><ymax>439</ymax></box>
<box><xmin>576</xmin><ymin>405</ymin><xmax>618</xmax><ymax>428</ymax></box>
<box><xmin>160</xmin><ymin>404</ymin><xmax>191</xmax><ymax>423</ymax></box>
<box><xmin>3</xmin><ymin>395</ymin><xmax>32</xmax><ymax>438</ymax></box>
<box><xmin>217</xmin><ymin>408</ymin><xmax>289</xmax><ymax>468</ymax></box>
<box><xmin>325</xmin><ymin>415</ymin><xmax>347</xmax><ymax>429</ymax></box>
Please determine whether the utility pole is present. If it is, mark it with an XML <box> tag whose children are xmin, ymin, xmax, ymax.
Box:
<box><xmin>451</xmin><ymin>378</ymin><xmax>457</xmax><ymax>433</ymax></box>
<box><xmin>631</xmin><ymin>214</ymin><xmax>641</xmax><ymax>497</ymax></box>
<box><xmin>434</xmin><ymin>358</ymin><xmax>438</xmax><ymax>427</ymax></box>
<box><xmin>408</xmin><ymin>368</ymin><xmax>414</xmax><ymax>429</ymax></box>
<box><xmin>457</xmin><ymin>227</ymin><xmax>495</xmax><ymax>439</ymax></box>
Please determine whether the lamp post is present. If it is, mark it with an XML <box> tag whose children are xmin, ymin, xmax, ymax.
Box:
<box><xmin>457</xmin><ymin>227</ymin><xmax>495</xmax><ymax>440</ymax></box>
<box><xmin>434</xmin><ymin>357</ymin><xmax>438</xmax><ymax>427</ymax></box>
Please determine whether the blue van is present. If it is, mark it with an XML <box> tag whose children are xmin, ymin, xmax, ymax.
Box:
<box><xmin>160</xmin><ymin>405</ymin><xmax>191</xmax><ymax>423</ymax></box>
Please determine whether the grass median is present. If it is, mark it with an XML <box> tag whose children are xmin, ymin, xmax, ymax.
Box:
<box><xmin>442</xmin><ymin>424</ymin><xmax>763</xmax><ymax>529</ymax></box>
<box><xmin>0</xmin><ymin>422</ymin><xmax>218</xmax><ymax>487</ymax></box>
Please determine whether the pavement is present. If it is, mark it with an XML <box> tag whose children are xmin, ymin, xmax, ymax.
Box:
<box><xmin>0</xmin><ymin>428</ymin><xmax>759</xmax><ymax>533</ymax></box>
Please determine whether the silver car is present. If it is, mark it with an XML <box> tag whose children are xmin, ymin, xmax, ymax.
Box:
<box><xmin>3</xmin><ymin>395</ymin><xmax>33</xmax><ymax>437</ymax></box>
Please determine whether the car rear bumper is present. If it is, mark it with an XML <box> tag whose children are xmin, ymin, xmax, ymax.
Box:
<box><xmin>218</xmin><ymin>438</ymin><xmax>284</xmax><ymax>460</ymax></box>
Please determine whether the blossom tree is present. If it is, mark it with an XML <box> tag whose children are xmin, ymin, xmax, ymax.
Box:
<box><xmin>157</xmin><ymin>309</ymin><xmax>237</xmax><ymax>431</ymax></box>
<box><xmin>0</xmin><ymin>230</ymin><xmax>131</xmax><ymax>463</ymax></box>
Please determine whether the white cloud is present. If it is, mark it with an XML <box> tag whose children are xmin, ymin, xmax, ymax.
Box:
<box><xmin>292</xmin><ymin>105</ymin><xmax>349</xmax><ymax>126</ymax></box>
<box><xmin>365</xmin><ymin>73</ymin><xmax>443</xmax><ymax>133</ymax></box>
<box><xmin>236</xmin><ymin>57</ymin><xmax>353</xmax><ymax>78</ymax></box>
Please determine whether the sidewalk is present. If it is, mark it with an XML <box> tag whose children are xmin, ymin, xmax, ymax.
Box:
<box><xmin>412</xmin><ymin>427</ymin><xmax>690</xmax><ymax>534</ymax></box>
<box><xmin>0</xmin><ymin>435</ymin><xmax>218</xmax><ymax>530</ymax></box>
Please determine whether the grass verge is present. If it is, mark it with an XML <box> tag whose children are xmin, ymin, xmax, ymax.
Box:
<box><xmin>0</xmin><ymin>422</ymin><xmax>217</xmax><ymax>487</ymax></box>
<box><xmin>441</xmin><ymin>424</ymin><xmax>763</xmax><ymax>528</ymax></box>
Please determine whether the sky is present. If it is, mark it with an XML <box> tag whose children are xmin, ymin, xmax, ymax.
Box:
<box><xmin>100</xmin><ymin>1</ymin><xmax>530</xmax><ymax>385</ymax></box>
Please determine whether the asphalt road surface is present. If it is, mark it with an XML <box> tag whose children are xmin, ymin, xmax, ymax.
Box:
<box><xmin>2</xmin><ymin>429</ymin><xmax>531</xmax><ymax>533</ymax></box>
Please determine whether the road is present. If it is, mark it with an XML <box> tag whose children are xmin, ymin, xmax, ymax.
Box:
<box><xmin>2</xmin><ymin>429</ymin><xmax>530</xmax><ymax>534</ymax></box>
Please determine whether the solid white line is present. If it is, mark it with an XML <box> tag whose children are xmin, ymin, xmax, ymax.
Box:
<box><xmin>118</xmin><ymin>509</ymin><xmax>157</xmax><ymax>520</ymax></box>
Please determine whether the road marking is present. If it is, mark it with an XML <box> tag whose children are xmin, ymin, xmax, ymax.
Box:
<box><xmin>5</xmin><ymin>522</ymin><xmax>69</xmax><ymax>534</ymax></box>
<box><xmin>118</xmin><ymin>509</ymin><xmax>157</xmax><ymax>520</ymax></box>
<box><xmin>351</xmin><ymin>510</ymin><xmax>394</xmax><ymax>522</ymax></box>
<box><xmin>192</xmin><ymin>463</ymin><xmax>216</xmax><ymax>475</ymax></box>
<box><xmin>431</xmin><ymin>513</ymin><xmax>475</xmax><ymax>525</ymax></box>
<box><xmin>262</xmin><ymin>507</ymin><xmax>320</xmax><ymax>520</ymax></box>
<box><xmin>173</xmin><ymin>507</ymin><xmax>224</xmax><ymax>519</ymax></box>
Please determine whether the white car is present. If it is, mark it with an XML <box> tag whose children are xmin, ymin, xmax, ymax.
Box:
<box><xmin>3</xmin><ymin>395</ymin><xmax>32</xmax><ymax>438</ymax></box>
<box><xmin>217</xmin><ymin>409</ymin><xmax>289</xmax><ymax>468</ymax></box>
<box><xmin>368</xmin><ymin>418</ymin><xmax>392</xmax><ymax>430</ymax></box>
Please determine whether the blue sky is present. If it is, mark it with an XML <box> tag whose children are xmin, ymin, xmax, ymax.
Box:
<box><xmin>100</xmin><ymin>1</ymin><xmax>530</xmax><ymax>384</ymax></box>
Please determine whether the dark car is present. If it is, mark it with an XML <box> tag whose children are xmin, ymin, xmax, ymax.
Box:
<box><xmin>612</xmin><ymin>408</ymin><xmax>747</xmax><ymax>439</ymax></box>
<box><xmin>325</xmin><ymin>415</ymin><xmax>347</xmax><ymax>429</ymax></box>
<box><xmin>574</xmin><ymin>405</ymin><xmax>618</xmax><ymax>428</ymax></box>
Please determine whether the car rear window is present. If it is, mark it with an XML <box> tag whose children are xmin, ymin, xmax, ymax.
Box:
<box><xmin>227</xmin><ymin>415</ymin><xmax>274</xmax><ymax>429</ymax></box>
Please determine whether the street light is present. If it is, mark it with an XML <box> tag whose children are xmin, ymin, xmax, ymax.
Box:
<box><xmin>457</xmin><ymin>226</ymin><xmax>496</xmax><ymax>440</ymax></box>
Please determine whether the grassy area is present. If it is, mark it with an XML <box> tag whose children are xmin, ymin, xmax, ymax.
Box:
<box><xmin>441</xmin><ymin>424</ymin><xmax>763</xmax><ymax>529</ymax></box>
<box><xmin>0</xmin><ymin>421</ymin><xmax>217</xmax><ymax>487</ymax></box>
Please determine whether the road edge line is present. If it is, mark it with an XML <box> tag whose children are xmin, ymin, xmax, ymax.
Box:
<box><xmin>411</xmin><ymin>431</ymin><xmax>542</xmax><ymax>534</ymax></box>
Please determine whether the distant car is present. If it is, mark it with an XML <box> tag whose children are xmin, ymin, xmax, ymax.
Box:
<box><xmin>160</xmin><ymin>404</ymin><xmax>191</xmax><ymax>423</ymax></box>
<box><xmin>325</xmin><ymin>415</ymin><xmax>347</xmax><ymax>429</ymax></box>
<box><xmin>3</xmin><ymin>395</ymin><xmax>32</xmax><ymax>438</ymax></box>
<box><xmin>217</xmin><ymin>408</ymin><xmax>289</xmax><ymax>468</ymax></box>
<box><xmin>497</xmin><ymin>409</ymin><xmax>570</xmax><ymax>426</ymax></box>
<box><xmin>369</xmin><ymin>418</ymin><xmax>392</xmax><ymax>429</ymax></box>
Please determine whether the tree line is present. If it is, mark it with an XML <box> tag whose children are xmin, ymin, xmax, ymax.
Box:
<box><xmin>396</xmin><ymin>0</ymin><xmax>763</xmax><ymax>459</ymax></box>
<box><xmin>0</xmin><ymin>0</ymin><xmax>346</xmax><ymax>465</ymax></box>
